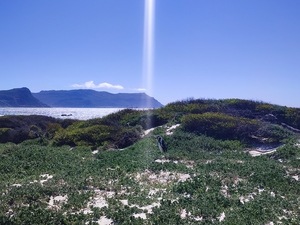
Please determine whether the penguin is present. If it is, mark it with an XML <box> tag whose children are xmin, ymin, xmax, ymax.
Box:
<box><xmin>157</xmin><ymin>136</ymin><xmax>167</xmax><ymax>153</ymax></box>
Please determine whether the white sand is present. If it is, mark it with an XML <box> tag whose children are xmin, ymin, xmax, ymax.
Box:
<box><xmin>155</xmin><ymin>158</ymin><xmax>195</xmax><ymax>168</ymax></box>
<box><xmin>166</xmin><ymin>124</ymin><xmax>180</xmax><ymax>135</ymax></box>
<box><xmin>13</xmin><ymin>174</ymin><xmax>53</xmax><ymax>187</ymax></box>
<box><xmin>248</xmin><ymin>149</ymin><xmax>277</xmax><ymax>157</ymax></box>
<box><xmin>248</xmin><ymin>143</ymin><xmax>283</xmax><ymax>157</ymax></box>
<box><xmin>218</xmin><ymin>212</ymin><xmax>225</xmax><ymax>222</ymax></box>
<box><xmin>83</xmin><ymin>189</ymin><xmax>114</xmax><ymax>214</ymax></box>
<box><xmin>135</xmin><ymin>169</ymin><xmax>190</xmax><ymax>184</ymax></box>
<box><xmin>143</xmin><ymin>127</ymin><xmax>156</xmax><ymax>136</ymax></box>
<box><xmin>133</xmin><ymin>213</ymin><xmax>147</xmax><ymax>219</ymax></box>
<box><xmin>97</xmin><ymin>216</ymin><xmax>113</xmax><ymax>225</ymax></box>
<box><xmin>48</xmin><ymin>195</ymin><xmax>68</xmax><ymax>209</ymax></box>
<box><xmin>40</xmin><ymin>174</ymin><xmax>53</xmax><ymax>184</ymax></box>
<box><xmin>291</xmin><ymin>175</ymin><xmax>299</xmax><ymax>181</ymax></box>
<box><xmin>143</xmin><ymin>124</ymin><xmax>180</xmax><ymax>136</ymax></box>
<box><xmin>92</xmin><ymin>150</ymin><xmax>99</xmax><ymax>154</ymax></box>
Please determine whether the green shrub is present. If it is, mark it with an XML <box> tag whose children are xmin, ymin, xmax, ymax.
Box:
<box><xmin>271</xmin><ymin>144</ymin><xmax>299</xmax><ymax>160</ymax></box>
<box><xmin>20</xmin><ymin>137</ymin><xmax>50</xmax><ymax>146</ymax></box>
<box><xmin>46</xmin><ymin>123</ymin><xmax>63</xmax><ymax>139</ymax></box>
<box><xmin>255</xmin><ymin>103</ymin><xmax>274</xmax><ymax>114</ymax></box>
<box><xmin>0</xmin><ymin>115</ymin><xmax>75</xmax><ymax>144</ymax></box>
<box><xmin>283</xmin><ymin>107</ymin><xmax>300</xmax><ymax>129</ymax></box>
<box><xmin>53</xmin><ymin>121</ymin><xmax>143</xmax><ymax>149</ymax></box>
<box><xmin>254</xmin><ymin>123</ymin><xmax>295</xmax><ymax>143</ymax></box>
<box><xmin>113</xmin><ymin>125</ymin><xmax>143</xmax><ymax>149</ymax></box>
<box><xmin>0</xmin><ymin>128</ymin><xmax>12</xmax><ymax>142</ymax></box>
<box><xmin>118</xmin><ymin>109</ymin><xmax>169</xmax><ymax>129</ymax></box>
<box><xmin>53</xmin><ymin>124</ymin><xmax>115</xmax><ymax>146</ymax></box>
<box><xmin>222</xmin><ymin>99</ymin><xmax>258</xmax><ymax>111</ymax></box>
<box><xmin>163</xmin><ymin>98</ymin><xmax>221</xmax><ymax>115</ymax></box>
<box><xmin>181</xmin><ymin>112</ymin><xmax>259</xmax><ymax>140</ymax></box>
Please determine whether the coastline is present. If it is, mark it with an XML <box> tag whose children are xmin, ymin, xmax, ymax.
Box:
<box><xmin>0</xmin><ymin>107</ymin><xmax>125</xmax><ymax>120</ymax></box>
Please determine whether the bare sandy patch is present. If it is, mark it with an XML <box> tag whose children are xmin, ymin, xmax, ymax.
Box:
<box><xmin>166</xmin><ymin>124</ymin><xmax>180</xmax><ymax>135</ymax></box>
<box><xmin>119</xmin><ymin>199</ymin><xmax>161</xmax><ymax>220</ymax></box>
<box><xmin>155</xmin><ymin>158</ymin><xmax>195</xmax><ymax>168</ymax></box>
<box><xmin>135</xmin><ymin>170</ymin><xmax>190</xmax><ymax>185</ymax></box>
<box><xmin>12</xmin><ymin>174</ymin><xmax>54</xmax><ymax>187</ymax></box>
<box><xmin>92</xmin><ymin>150</ymin><xmax>99</xmax><ymax>154</ymax></box>
<box><xmin>143</xmin><ymin>124</ymin><xmax>180</xmax><ymax>137</ymax></box>
<box><xmin>155</xmin><ymin>159</ymin><xmax>177</xmax><ymax>164</ymax></box>
<box><xmin>248</xmin><ymin>149</ymin><xmax>277</xmax><ymax>157</ymax></box>
<box><xmin>218</xmin><ymin>212</ymin><xmax>225</xmax><ymax>222</ymax></box>
<box><xmin>179</xmin><ymin>209</ymin><xmax>204</xmax><ymax>221</ymax></box>
<box><xmin>239</xmin><ymin>195</ymin><xmax>254</xmax><ymax>204</ymax></box>
<box><xmin>133</xmin><ymin>213</ymin><xmax>147</xmax><ymax>219</ymax></box>
<box><xmin>96</xmin><ymin>216</ymin><xmax>113</xmax><ymax>225</ymax></box>
<box><xmin>247</xmin><ymin>144</ymin><xmax>283</xmax><ymax>157</ymax></box>
<box><xmin>47</xmin><ymin>195</ymin><xmax>68</xmax><ymax>209</ymax></box>
<box><xmin>221</xmin><ymin>185</ymin><xmax>229</xmax><ymax>197</ymax></box>
<box><xmin>233</xmin><ymin>177</ymin><xmax>245</xmax><ymax>187</ymax></box>
<box><xmin>206</xmin><ymin>160</ymin><xmax>213</xmax><ymax>164</ymax></box>
<box><xmin>148</xmin><ymin>188</ymin><xmax>163</xmax><ymax>196</ymax></box>
<box><xmin>120</xmin><ymin>199</ymin><xmax>128</xmax><ymax>206</ymax></box>
<box><xmin>143</xmin><ymin>127</ymin><xmax>157</xmax><ymax>136</ymax></box>
<box><xmin>265</xmin><ymin>222</ymin><xmax>274</xmax><ymax>225</ymax></box>
<box><xmin>81</xmin><ymin>189</ymin><xmax>114</xmax><ymax>214</ymax></box>
<box><xmin>291</xmin><ymin>175</ymin><xmax>299</xmax><ymax>181</ymax></box>
<box><xmin>40</xmin><ymin>174</ymin><xmax>53</xmax><ymax>184</ymax></box>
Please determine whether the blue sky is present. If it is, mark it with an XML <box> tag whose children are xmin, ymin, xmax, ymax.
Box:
<box><xmin>1</xmin><ymin>1</ymin><xmax>300</xmax><ymax>107</ymax></box>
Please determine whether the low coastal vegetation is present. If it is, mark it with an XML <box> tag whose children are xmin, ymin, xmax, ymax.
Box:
<box><xmin>0</xmin><ymin>98</ymin><xmax>300</xmax><ymax>224</ymax></box>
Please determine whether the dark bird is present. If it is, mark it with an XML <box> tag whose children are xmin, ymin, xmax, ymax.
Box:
<box><xmin>157</xmin><ymin>136</ymin><xmax>167</xmax><ymax>153</ymax></box>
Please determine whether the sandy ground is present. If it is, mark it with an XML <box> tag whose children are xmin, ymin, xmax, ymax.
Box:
<box><xmin>247</xmin><ymin>144</ymin><xmax>283</xmax><ymax>157</ymax></box>
<box><xmin>13</xmin><ymin>174</ymin><xmax>53</xmax><ymax>187</ymax></box>
<box><xmin>248</xmin><ymin>149</ymin><xmax>277</xmax><ymax>157</ymax></box>
<box><xmin>9</xmin><ymin>129</ymin><xmax>300</xmax><ymax>224</ymax></box>
<box><xmin>143</xmin><ymin>124</ymin><xmax>180</xmax><ymax>136</ymax></box>
<box><xmin>166</xmin><ymin>124</ymin><xmax>180</xmax><ymax>135</ymax></box>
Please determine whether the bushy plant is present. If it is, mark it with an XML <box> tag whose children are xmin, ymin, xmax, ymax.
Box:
<box><xmin>254</xmin><ymin>123</ymin><xmax>295</xmax><ymax>143</ymax></box>
<box><xmin>0</xmin><ymin>115</ymin><xmax>75</xmax><ymax>144</ymax></box>
<box><xmin>53</xmin><ymin>124</ymin><xmax>115</xmax><ymax>147</ymax></box>
<box><xmin>270</xmin><ymin>144</ymin><xmax>299</xmax><ymax>160</ymax></box>
<box><xmin>181</xmin><ymin>112</ymin><xmax>259</xmax><ymax>140</ymax></box>
<box><xmin>53</xmin><ymin>121</ymin><xmax>143</xmax><ymax>149</ymax></box>
<box><xmin>222</xmin><ymin>99</ymin><xmax>258</xmax><ymax>111</ymax></box>
<box><xmin>0</xmin><ymin>128</ymin><xmax>12</xmax><ymax>142</ymax></box>
<box><xmin>283</xmin><ymin>107</ymin><xmax>300</xmax><ymax>129</ymax></box>
<box><xmin>45</xmin><ymin>123</ymin><xmax>63</xmax><ymax>139</ymax></box>
<box><xmin>255</xmin><ymin>103</ymin><xmax>275</xmax><ymax>114</ymax></box>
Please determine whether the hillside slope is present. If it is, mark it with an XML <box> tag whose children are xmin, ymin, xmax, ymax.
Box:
<box><xmin>0</xmin><ymin>98</ymin><xmax>300</xmax><ymax>223</ymax></box>
<box><xmin>0</xmin><ymin>88</ymin><xmax>49</xmax><ymax>107</ymax></box>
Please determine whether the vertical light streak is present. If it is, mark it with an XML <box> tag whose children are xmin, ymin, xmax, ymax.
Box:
<box><xmin>143</xmin><ymin>0</ymin><xmax>156</xmax><ymax>162</ymax></box>
<box><xmin>143</xmin><ymin>0</ymin><xmax>155</xmax><ymax>102</ymax></box>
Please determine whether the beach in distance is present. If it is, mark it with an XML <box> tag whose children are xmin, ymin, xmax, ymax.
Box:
<box><xmin>0</xmin><ymin>108</ymin><xmax>125</xmax><ymax>120</ymax></box>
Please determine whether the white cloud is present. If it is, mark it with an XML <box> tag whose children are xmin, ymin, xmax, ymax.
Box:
<box><xmin>72</xmin><ymin>81</ymin><xmax>124</xmax><ymax>90</ymax></box>
<box><xmin>134</xmin><ymin>88</ymin><xmax>147</xmax><ymax>92</ymax></box>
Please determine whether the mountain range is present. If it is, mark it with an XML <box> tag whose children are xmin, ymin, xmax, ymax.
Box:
<box><xmin>0</xmin><ymin>87</ymin><xmax>48</xmax><ymax>107</ymax></box>
<box><xmin>0</xmin><ymin>88</ymin><xmax>163</xmax><ymax>108</ymax></box>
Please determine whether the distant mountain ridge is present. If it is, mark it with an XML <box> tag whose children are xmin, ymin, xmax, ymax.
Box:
<box><xmin>33</xmin><ymin>89</ymin><xmax>163</xmax><ymax>108</ymax></box>
<box><xmin>0</xmin><ymin>88</ymin><xmax>163</xmax><ymax>108</ymax></box>
<box><xmin>0</xmin><ymin>87</ymin><xmax>49</xmax><ymax>107</ymax></box>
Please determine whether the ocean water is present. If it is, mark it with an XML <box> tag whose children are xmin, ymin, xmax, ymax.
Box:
<box><xmin>0</xmin><ymin>108</ymin><xmax>125</xmax><ymax>120</ymax></box>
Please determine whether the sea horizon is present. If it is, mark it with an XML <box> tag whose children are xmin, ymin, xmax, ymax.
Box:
<box><xmin>0</xmin><ymin>107</ymin><xmax>128</xmax><ymax>120</ymax></box>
